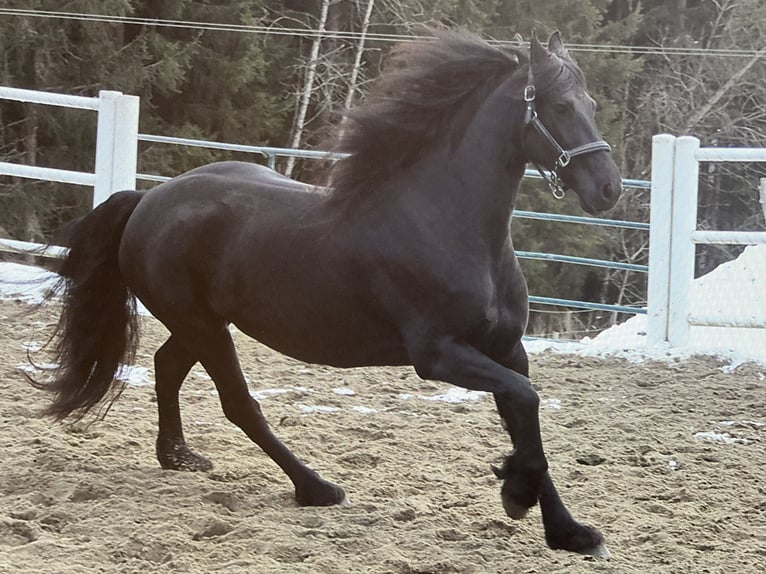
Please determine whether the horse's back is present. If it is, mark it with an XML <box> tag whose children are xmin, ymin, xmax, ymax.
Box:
<box><xmin>170</xmin><ymin>160</ymin><xmax>321</xmax><ymax>193</ymax></box>
<box><xmin>120</xmin><ymin>161</ymin><xmax>319</xmax><ymax>264</ymax></box>
<box><xmin>121</xmin><ymin>163</ymin><xmax>297</xmax><ymax>292</ymax></box>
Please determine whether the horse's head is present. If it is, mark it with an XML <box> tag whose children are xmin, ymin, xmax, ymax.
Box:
<box><xmin>522</xmin><ymin>32</ymin><xmax>622</xmax><ymax>214</ymax></box>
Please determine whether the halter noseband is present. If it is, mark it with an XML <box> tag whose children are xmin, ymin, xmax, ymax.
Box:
<box><xmin>523</xmin><ymin>69</ymin><xmax>612</xmax><ymax>199</ymax></box>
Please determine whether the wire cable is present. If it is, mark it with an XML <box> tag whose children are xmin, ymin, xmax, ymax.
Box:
<box><xmin>0</xmin><ymin>8</ymin><xmax>763</xmax><ymax>59</ymax></box>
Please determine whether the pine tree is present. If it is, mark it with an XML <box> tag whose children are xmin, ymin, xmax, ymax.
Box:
<box><xmin>132</xmin><ymin>0</ymin><xmax>293</xmax><ymax>177</ymax></box>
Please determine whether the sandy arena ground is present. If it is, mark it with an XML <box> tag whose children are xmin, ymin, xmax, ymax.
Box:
<box><xmin>1</xmin><ymin>298</ymin><xmax>764</xmax><ymax>573</ymax></box>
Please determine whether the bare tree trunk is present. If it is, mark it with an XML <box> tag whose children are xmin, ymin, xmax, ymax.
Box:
<box><xmin>674</xmin><ymin>0</ymin><xmax>687</xmax><ymax>30</ymax></box>
<box><xmin>333</xmin><ymin>0</ymin><xmax>375</xmax><ymax>148</ymax></box>
<box><xmin>344</xmin><ymin>0</ymin><xmax>375</xmax><ymax>112</ymax></box>
<box><xmin>285</xmin><ymin>0</ymin><xmax>331</xmax><ymax>178</ymax></box>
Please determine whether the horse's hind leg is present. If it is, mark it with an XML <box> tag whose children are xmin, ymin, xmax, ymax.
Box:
<box><xmin>154</xmin><ymin>335</ymin><xmax>213</xmax><ymax>471</ymax></box>
<box><xmin>187</xmin><ymin>325</ymin><xmax>346</xmax><ymax>506</ymax></box>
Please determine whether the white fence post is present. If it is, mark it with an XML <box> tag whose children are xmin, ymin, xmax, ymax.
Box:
<box><xmin>93</xmin><ymin>90</ymin><xmax>139</xmax><ymax>208</ymax></box>
<box><xmin>647</xmin><ymin>134</ymin><xmax>677</xmax><ymax>344</ymax></box>
<box><xmin>667</xmin><ymin>135</ymin><xmax>700</xmax><ymax>347</ymax></box>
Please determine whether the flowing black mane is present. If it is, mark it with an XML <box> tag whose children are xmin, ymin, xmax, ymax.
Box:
<box><xmin>328</xmin><ymin>32</ymin><xmax>525</xmax><ymax>198</ymax></box>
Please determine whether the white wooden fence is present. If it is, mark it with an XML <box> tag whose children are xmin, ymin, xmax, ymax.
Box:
<box><xmin>647</xmin><ymin>134</ymin><xmax>766</xmax><ymax>346</ymax></box>
<box><xmin>0</xmin><ymin>87</ymin><xmax>139</xmax><ymax>256</ymax></box>
<box><xmin>0</xmin><ymin>87</ymin><xmax>139</xmax><ymax>208</ymax></box>
<box><xmin>2</xmin><ymin>89</ymin><xmax>765</xmax><ymax>350</ymax></box>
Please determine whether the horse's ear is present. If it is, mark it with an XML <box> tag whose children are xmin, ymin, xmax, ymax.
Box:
<box><xmin>547</xmin><ymin>30</ymin><xmax>570</xmax><ymax>60</ymax></box>
<box><xmin>529</xmin><ymin>30</ymin><xmax>550</xmax><ymax>70</ymax></box>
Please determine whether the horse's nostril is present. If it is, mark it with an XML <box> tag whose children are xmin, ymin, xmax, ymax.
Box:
<box><xmin>602</xmin><ymin>182</ymin><xmax>615</xmax><ymax>200</ymax></box>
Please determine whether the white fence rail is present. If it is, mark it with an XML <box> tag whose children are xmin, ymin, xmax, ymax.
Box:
<box><xmin>0</xmin><ymin>87</ymin><xmax>139</xmax><ymax>208</ymax></box>
<box><xmin>647</xmin><ymin>135</ymin><xmax>766</xmax><ymax>346</ymax></box>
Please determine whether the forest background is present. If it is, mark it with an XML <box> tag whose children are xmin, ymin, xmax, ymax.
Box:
<box><xmin>0</xmin><ymin>0</ymin><xmax>764</xmax><ymax>339</ymax></box>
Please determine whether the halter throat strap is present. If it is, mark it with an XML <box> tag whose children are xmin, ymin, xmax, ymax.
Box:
<box><xmin>523</xmin><ymin>66</ymin><xmax>611</xmax><ymax>199</ymax></box>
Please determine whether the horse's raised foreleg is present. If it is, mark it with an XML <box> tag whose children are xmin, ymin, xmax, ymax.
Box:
<box><xmin>154</xmin><ymin>336</ymin><xmax>213</xmax><ymax>471</ymax></box>
<box><xmin>490</xmin><ymin>343</ymin><xmax>544</xmax><ymax>519</ymax></box>
<box><xmin>409</xmin><ymin>337</ymin><xmax>548</xmax><ymax>520</ymax></box>
<box><xmin>491</xmin><ymin>392</ymin><xmax>546</xmax><ymax>519</ymax></box>
<box><xmin>188</xmin><ymin>326</ymin><xmax>346</xmax><ymax>507</ymax></box>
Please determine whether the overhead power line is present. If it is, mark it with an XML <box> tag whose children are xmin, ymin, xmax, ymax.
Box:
<box><xmin>0</xmin><ymin>8</ymin><xmax>763</xmax><ymax>59</ymax></box>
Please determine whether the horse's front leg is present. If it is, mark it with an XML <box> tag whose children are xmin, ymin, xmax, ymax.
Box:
<box><xmin>409</xmin><ymin>336</ymin><xmax>548</xmax><ymax>519</ymax></box>
<box><xmin>498</xmin><ymin>344</ymin><xmax>608</xmax><ymax>557</ymax></box>
<box><xmin>539</xmin><ymin>472</ymin><xmax>609</xmax><ymax>557</ymax></box>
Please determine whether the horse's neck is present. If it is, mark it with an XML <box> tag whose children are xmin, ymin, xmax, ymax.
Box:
<box><xmin>437</xmin><ymin>97</ymin><xmax>527</xmax><ymax>238</ymax></box>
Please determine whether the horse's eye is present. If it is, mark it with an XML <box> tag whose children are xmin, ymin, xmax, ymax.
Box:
<box><xmin>552</xmin><ymin>102</ymin><xmax>570</xmax><ymax>115</ymax></box>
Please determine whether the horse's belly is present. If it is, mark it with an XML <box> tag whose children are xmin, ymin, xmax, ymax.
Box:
<box><xmin>229</xmin><ymin>300</ymin><xmax>410</xmax><ymax>368</ymax></box>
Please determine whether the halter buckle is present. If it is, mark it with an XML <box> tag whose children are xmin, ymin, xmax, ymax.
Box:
<box><xmin>556</xmin><ymin>151</ymin><xmax>571</xmax><ymax>168</ymax></box>
<box><xmin>524</xmin><ymin>85</ymin><xmax>536</xmax><ymax>102</ymax></box>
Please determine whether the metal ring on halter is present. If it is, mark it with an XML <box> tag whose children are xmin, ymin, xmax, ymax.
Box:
<box><xmin>533</xmin><ymin>161</ymin><xmax>568</xmax><ymax>199</ymax></box>
<box><xmin>550</xmin><ymin>180</ymin><xmax>566</xmax><ymax>199</ymax></box>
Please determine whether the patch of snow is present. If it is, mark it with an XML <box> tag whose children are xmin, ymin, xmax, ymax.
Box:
<box><xmin>527</xmin><ymin>245</ymin><xmax>766</xmax><ymax>368</ymax></box>
<box><xmin>22</xmin><ymin>341</ymin><xmax>43</xmax><ymax>352</ymax></box>
<box><xmin>16</xmin><ymin>362</ymin><xmax>58</xmax><ymax>374</ymax></box>
<box><xmin>115</xmin><ymin>365</ymin><xmax>152</xmax><ymax>387</ymax></box>
<box><xmin>296</xmin><ymin>404</ymin><xmax>340</xmax><ymax>414</ymax></box>
<box><xmin>543</xmin><ymin>398</ymin><xmax>562</xmax><ymax>410</ymax></box>
<box><xmin>693</xmin><ymin>431</ymin><xmax>749</xmax><ymax>445</ymax></box>
<box><xmin>718</xmin><ymin>419</ymin><xmax>764</xmax><ymax>428</ymax></box>
<box><xmin>352</xmin><ymin>406</ymin><xmax>378</xmax><ymax>415</ymax></box>
<box><xmin>251</xmin><ymin>388</ymin><xmax>291</xmax><ymax>400</ymax></box>
<box><xmin>0</xmin><ymin>262</ymin><xmax>60</xmax><ymax>304</ymax></box>
<box><xmin>398</xmin><ymin>388</ymin><xmax>486</xmax><ymax>404</ymax></box>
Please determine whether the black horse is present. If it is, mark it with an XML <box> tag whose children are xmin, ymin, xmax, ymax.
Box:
<box><xmin>34</xmin><ymin>31</ymin><xmax>621</xmax><ymax>556</ymax></box>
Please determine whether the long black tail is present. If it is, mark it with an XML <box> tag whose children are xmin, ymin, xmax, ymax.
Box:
<box><xmin>32</xmin><ymin>190</ymin><xmax>144</xmax><ymax>421</ymax></box>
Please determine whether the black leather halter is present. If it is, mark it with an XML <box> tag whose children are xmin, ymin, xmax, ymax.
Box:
<box><xmin>523</xmin><ymin>69</ymin><xmax>612</xmax><ymax>199</ymax></box>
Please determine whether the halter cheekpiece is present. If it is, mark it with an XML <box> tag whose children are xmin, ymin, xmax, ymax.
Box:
<box><xmin>523</xmin><ymin>67</ymin><xmax>612</xmax><ymax>199</ymax></box>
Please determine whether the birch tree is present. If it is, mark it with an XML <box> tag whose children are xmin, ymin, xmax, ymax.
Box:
<box><xmin>344</xmin><ymin>0</ymin><xmax>376</xmax><ymax>112</ymax></box>
<box><xmin>285</xmin><ymin>0</ymin><xmax>331</xmax><ymax>178</ymax></box>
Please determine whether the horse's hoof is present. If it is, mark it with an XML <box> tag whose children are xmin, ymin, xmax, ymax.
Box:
<box><xmin>546</xmin><ymin>520</ymin><xmax>608</xmax><ymax>557</ymax></box>
<box><xmin>157</xmin><ymin>443</ymin><xmax>213</xmax><ymax>472</ymax></box>
<box><xmin>499</xmin><ymin>474</ymin><xmax>539</xmax><ymax>520</ymax></box>
<box><xmin>501</xmin><ymin>495</ymin><xmax>531</xmax><ymax>520</ymax></box>
<box><xmin>582</xmin><ymin>543</ymin><xmax>611</xmax><ymax>559</ymax></box>
<box><xmin>493</xmin><ymin>459</ymin><xmax>544</xmax><ymax>520</ymax></box>
<box><xmin>295</xmin><ymin>477</ymin><xmax>346</xmax><ymax>507</ymax></box>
